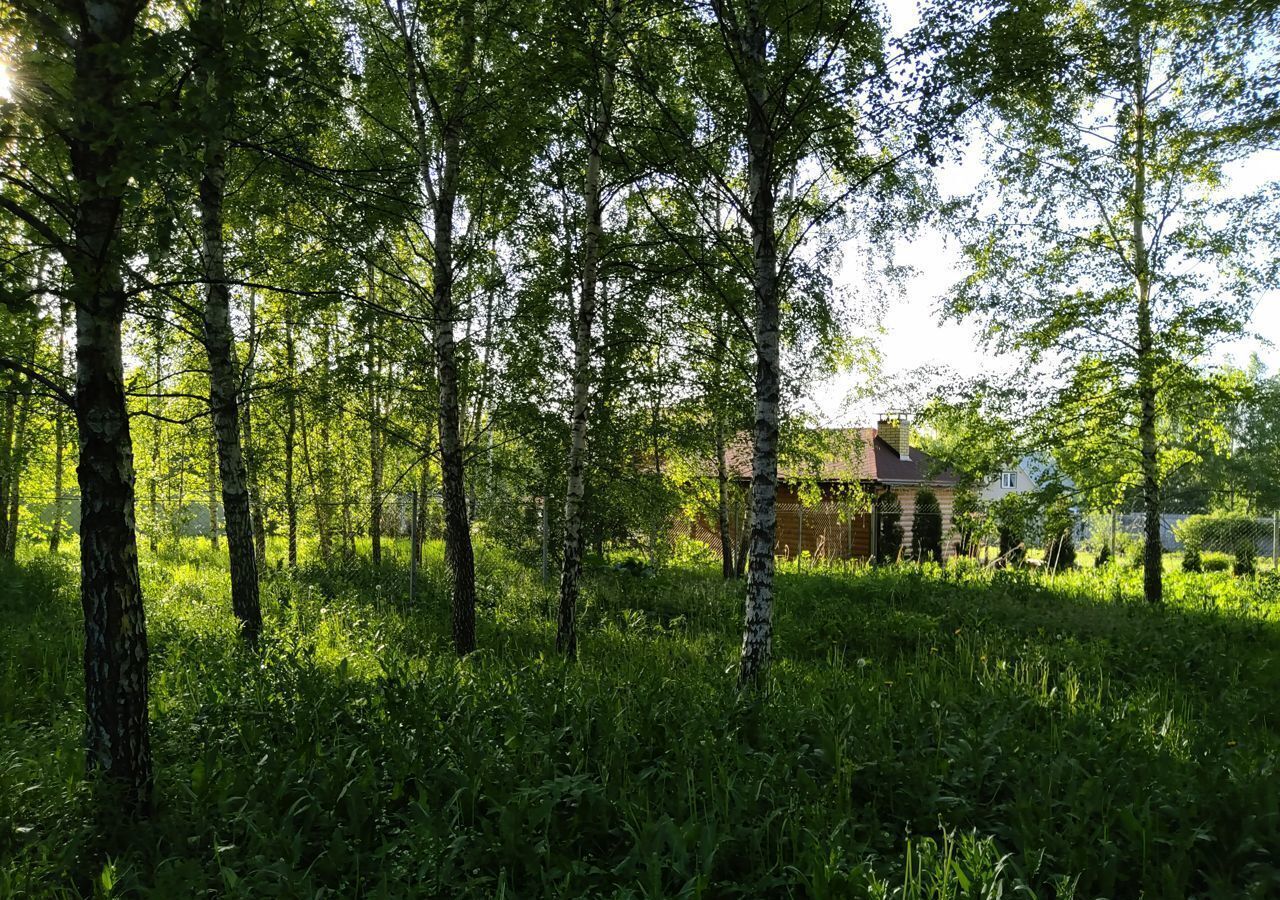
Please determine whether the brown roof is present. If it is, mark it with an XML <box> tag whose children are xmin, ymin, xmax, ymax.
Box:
<box><xmin>722</xmin><ymin>427</ymin><xmax>957</xmax><ymax>487</ymax></box>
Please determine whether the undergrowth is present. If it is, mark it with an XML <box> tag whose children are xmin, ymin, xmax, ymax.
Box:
<box><xmin>2</xmin><ymin>542</ymin><xmax>1278</xmax><ymax>897</ymax></box>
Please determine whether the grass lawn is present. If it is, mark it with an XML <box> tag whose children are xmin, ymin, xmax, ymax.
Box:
<box><xmin>3</xmin><ymin>541</ymin><xmax>1279</xmax><ymax>897</ymax></box>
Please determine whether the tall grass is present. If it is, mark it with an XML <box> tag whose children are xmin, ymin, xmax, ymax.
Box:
<box><xmin>2</xmin><ymin>542</ymin><xmax>1278</xmax><ymax>897</ymax></box>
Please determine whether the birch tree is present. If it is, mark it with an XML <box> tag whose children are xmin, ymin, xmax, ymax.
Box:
<box><xmin>660</xmin><ymin>0</ymin><xmax>897</xmax><ymax>687</ymax></box>
<box><xmin>948</xmin><ymin>0</ymin><xmax>1280</xmax><ymax>603</ymax></box>
<box><xmin>0</xmin><ymin>0</ymin><xmax>156</xmax><ymax>808</ymax></box>
<box><xmin>557</xmin><ymin>0</ymin><xmax>624</xmax><ymax>658</ymax></box>
<box><xmin>191</xmin><ymin>0</ymin><xmax>261</xmax><ymax>644</ymax></box>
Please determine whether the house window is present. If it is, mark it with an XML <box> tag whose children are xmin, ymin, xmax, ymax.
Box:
<box><xmin>1000</xmin><ymin>471</ymin><xmax>1017</xmax><ymax>489</ymax></box>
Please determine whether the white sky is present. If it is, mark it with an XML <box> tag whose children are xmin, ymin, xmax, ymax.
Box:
<box><xmin>812</xmin><ymin>2</ymin><xmax>1280</xmax><ymax>426</ymax></box>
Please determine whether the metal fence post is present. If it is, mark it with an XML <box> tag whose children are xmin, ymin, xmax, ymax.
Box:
<box><xmin>1111</xmin><ymin>508</ymin><xmax>1117</xmax><ymax>558</ymax></box>
<box><xmin>409</xmin><ymin>490</ymin><xmax>418</xmax><ymax>605</ymax></box>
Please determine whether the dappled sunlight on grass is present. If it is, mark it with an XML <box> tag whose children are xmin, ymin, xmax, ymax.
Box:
<box><xmin>3</xmin><ymin>545</ymin><xmax>1279</xmax><ymax>896</ymax></box>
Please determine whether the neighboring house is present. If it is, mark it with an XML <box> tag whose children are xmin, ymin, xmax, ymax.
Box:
<box><xmin>978</xmin><ymin>455</ymin><xmax>1069</xmax><ymax>503</ymax></box>
<box><xmin>696</xmin><ymin>413</ymin><xmax>959</xmax><ymax>561</ymax></box>
<box><xmin>979</xmin><ymin>458</ymin><xmax>1042</xmax><ymax>503</ymax></box>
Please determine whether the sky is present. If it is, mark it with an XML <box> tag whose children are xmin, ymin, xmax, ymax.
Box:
<box><xmin>814</xmin><ymin>1</ymin><xmax>1280</xmax><ymax>427</ymax></box>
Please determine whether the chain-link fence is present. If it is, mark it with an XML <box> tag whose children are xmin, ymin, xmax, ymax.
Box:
<box><xmin>1082</xmin><ymin>509</ymin><xmax>1280</xmax><ymax>570</ymax></box>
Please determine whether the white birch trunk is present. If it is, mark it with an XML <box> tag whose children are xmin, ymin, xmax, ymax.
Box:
<box><xmin>558</xmin><ymin>0</ymin><xmax>621</xmax><ymax>657</ymax></box>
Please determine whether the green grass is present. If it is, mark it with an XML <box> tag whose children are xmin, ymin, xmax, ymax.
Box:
<box><xmin>3</xmin><ymin>542</ymin><xmax>1279</xmax><ymax>897</ymax></box>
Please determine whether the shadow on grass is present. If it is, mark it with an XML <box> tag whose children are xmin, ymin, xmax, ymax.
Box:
<box><xmin>4</xmin><ymin>553</ymin><xmax>1280</xmax><ymax>897</ymax></box>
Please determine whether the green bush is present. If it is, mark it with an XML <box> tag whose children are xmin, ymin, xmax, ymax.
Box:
<box><xmin>951</xmin><ymin>488</ymin><xmax>988</xmax><ymax>557</ymax></box>
<box><xmin>1182</xmin><ymin>545</ymin><xmax>1203</xmax><ymax>573</ymax></box>
<box><xmin>876</xmin><ymin>491</ymin><xmax>904</xmax><ymax>563</ymax></box>
<box><xmin>1203</xmin><ymin>553</ymin><xmax>1231</xmax><ymax>572</ymax></box>
<box><xmin>991</xmin><ymin>494</ymin><xmax>1035</xmax><ymax>567</ymax></box>
<box><xmin>911</xmin><ymin>489</ymin><xmax>943</xmax><ymax>562</ymax></box>
<box><xmin>1235</xmin><ymin>542</ymin><xmax>1257</xmax><ymax>577</ymax></box>
<box><xmin>1174</xmin><ymin>511</ymin><xmax>1257</xmax><ymax>555</ymax></box>
<box><xmin>1043</xmin><ymin>498</ymin><xmax>1076</xmax><ymax>572</ymax></box>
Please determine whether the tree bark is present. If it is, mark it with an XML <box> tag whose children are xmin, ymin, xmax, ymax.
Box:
<box><xmin>4</xmin><ymin>381</ymin><xmax>33</xmax><ymax>560</ymax></box>
<box><xmin>208</xmin><ymin>446</ymin><xmax>219</xmax><ymax>551</ymax></box>
<box><xmin>368</xmin><ymin>307</ymin><xmax>383</xmax><ymax>566</ymax></box>
<box><xmin>434</xmin><ymin>164</ymin><xmax>478</xmax><ymax>655</ymax></box>
<box><xmin>558</xmin><ymin>0</ymin><xmax>620</xmax><ymax>658</ymax></box>
<box><xmin>284</xmin><ymin>300</ymin><xmax>298</xmax><ymax>567</ymax></box>
<box><xmin>298</xmin><ymin>402</ymin><xmax>329</xmax><ymax>560</ymax></box>
<box><xmin>715</xmin><ymin>416</ymin><xmax>735</xmax><ymax>579</ymax></box>
<box><xmin>194</xmin><ymin>0</ymin><xmax>262</xmax><ymax>637</ymax></box>
<box><xmin>727</xmin><ymin>0</ymin><xmax>781</xmax><ymax>689</ymax></box>
<box><xmin>67</xmin><ymin>0</ymin><xmax>152</xmax><ymax>810</ymax></box>
<box><xmin>1131</xmin><ymin>29</ymin><xmax>1162</xmax><ymax>605</ymax></box>
<box><xmin>148</xmin><ymin>326</ymin><xmax>162</xmax><ymax>554</ymax></box>
<box><xmin>243</xmin><ymin>290</ymin><xmax>267</xmax><ymax>565</ymax></box>
<box><xmin>734</xmin><ymin>493</ymin><xmax>751</xmax><ymax>579</ymax></box>
<box><xmin>50</xmin><ymin>300</ymin><xmax>68</xmax><ymax>554</ymax></box>
<box><xmin>399</xmin><ymin>0</ymin><xmax>478</xmax><ymax>655</ymax></box>
<box><xmin>0</xmin><ymin>372</ymin><xmax>17</xmax><ymax>557</ymax></box>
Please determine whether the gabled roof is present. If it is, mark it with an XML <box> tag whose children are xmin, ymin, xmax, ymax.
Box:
<box><xmin>723</xmin><ymin>427</ymin><xmax>958</xmax><ymax>487</ymax></box>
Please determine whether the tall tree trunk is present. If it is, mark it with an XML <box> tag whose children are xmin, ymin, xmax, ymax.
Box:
<box><xmin>0</xmin><ymin>376</ymin><xmax>16</xmax><ymax>556</ymax></box>
<box><xmin>434</xmin><ymin>182</ymin><xmax>478</xmax><ymax>656</ymax></box>
<box><xmin>1131</xmin><ymin>35</ymin><xmax>1162</xmax><ymax>605</ymax></box>
<box><xmin>298</xmin><ymin>403</ymin><xmax>328</xmax><ymax>560</ymax></box>
<box><xmin>67</xmin><ymin>0</ymin><xmax>152</xmax><ymax>809</ymax></box>
<box><xmin>716</xmin><ymin>417</ymin><xmax>735</xmax><ymax>579</ymax></box>
<box><xmin>400</xmin><ymin>0</ymin><xmax>478</xmax><ymax>655</ymax></box>
<box><xmin>557</xmin><ymin>0</ymin><xmax>620</xmax><ymax>658</ymax></box>
<box><xmin>416</xmin><ymin>457</ymin><xmax>431</xmax><ymax>563</ymax></box>
<box><xmin>315</xmin><ymin>323</ymin><xmax>334</xmax><ymax>561</ymax></box>
<box><xmin>4</xmin><ymin>382</ymin><xmax>32</xmax><ymax>560</ymax></box>
<box><xmin>243</xmin><ymin>290</ymin><xmax>267</xmax><ymax>565</ymax></box>
<box><xmin>208</xmin><ymin>445</ymin><xmax>219</xmax><ymax>551</ymax></box>
<box><xmin>284</xmin><ymin>301</ymin><xmax>298</xmax><ymax>567</ymax></box>
<box><xmin>196</xmin><ymin>14</ymin><xmax>262</xmax><ymax>639</ymax></box>
<box><xmin>368</xmin><ymin>310</ymin><xmax>383</xmax><ymax>566</ymax></box>
<box><xmin>50</xmin><ymin>301</ymin><xmax>68</xmax><ymax>554</ymax></box>
<box><xmin>0</xmin><ymin>320</ymin><xmax>29</xmax><ymax>556</ymax></box>
<box><xmin>148</xmin><ymin>326</ymin><xmax>162</xmax><ymax>554</ymax></box>
<box><xmin>731</xmin><ymin>0</ymin><xmax>781</xmax><ymax>689</ymax></box>
<box><xmin>734</xmin><ymin>491</ymin><xmax>751</xmax><ymax>579</ymax></box>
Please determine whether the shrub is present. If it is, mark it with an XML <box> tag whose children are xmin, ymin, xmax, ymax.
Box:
<box><xmin>1235</xmin><ymin>542</ymin><xmax>1257</xmax><ymax>577</ymax></box>
<box><xmin>911</xmin><ymin>489</ymin><xmax>944</xmax><ymax>562</ymax></box>
<box><xmin>951</xmin><ymin>488</ymin><xmax>988</xmax><ymax>557</ymax></box>
<box><xmin>1203</xmin><ymin>553</ymin><xmax>1231</xmax><ymax>572</ymax></box>
<box><xmin>875</xmin><ymin>491</ymin><xmax>904</xmax><ymax>563</ymax></box>
<box><xmin>1173</xmin><ymin>511</ymin><xmax>1258</xmax><ymax>556</ymax></box>
<box><xmin>1182</xmin><ymin>545</ymin><xmax>1202</xmax><ymax>573</ymax></box>
<box><xmin>1043</xmin><ymin>498</ymin><xmax>1076</xmax><ymax>572</ymax></box>
<box><xmin>991</xmin><ymin>494</ymin><xmax>1036</xmax><ymax>567</ymax></box>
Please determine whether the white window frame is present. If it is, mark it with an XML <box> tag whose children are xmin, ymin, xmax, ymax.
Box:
<box><xmin>1000</xmin><ymin>471</ymin><xmax>1017</xmax><ymax>490</ymax></box>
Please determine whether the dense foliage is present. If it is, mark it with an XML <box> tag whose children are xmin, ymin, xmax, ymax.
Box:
<box><xmin>2</xmin><ymin>0</ymin><xmax>1279</xmax><ymax>891</ymax></box>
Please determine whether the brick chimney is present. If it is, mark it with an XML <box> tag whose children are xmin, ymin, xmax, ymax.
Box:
<box><xmin>877</xmin><ymin>412</ymin><xmax>912</xmax><ymax>461</ymax></box>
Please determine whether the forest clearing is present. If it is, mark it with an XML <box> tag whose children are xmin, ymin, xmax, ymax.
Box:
<box><xmin>3</xmin><ymin>0</ymin><xmax>1280</xmax><ymax>895</ymax></box>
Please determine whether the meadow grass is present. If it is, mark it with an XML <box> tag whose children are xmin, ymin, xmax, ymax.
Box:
<box><xmin>2</xmin><ymin>541</ymin><xmax>1278</xmax><ymax>897</ymax></box>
